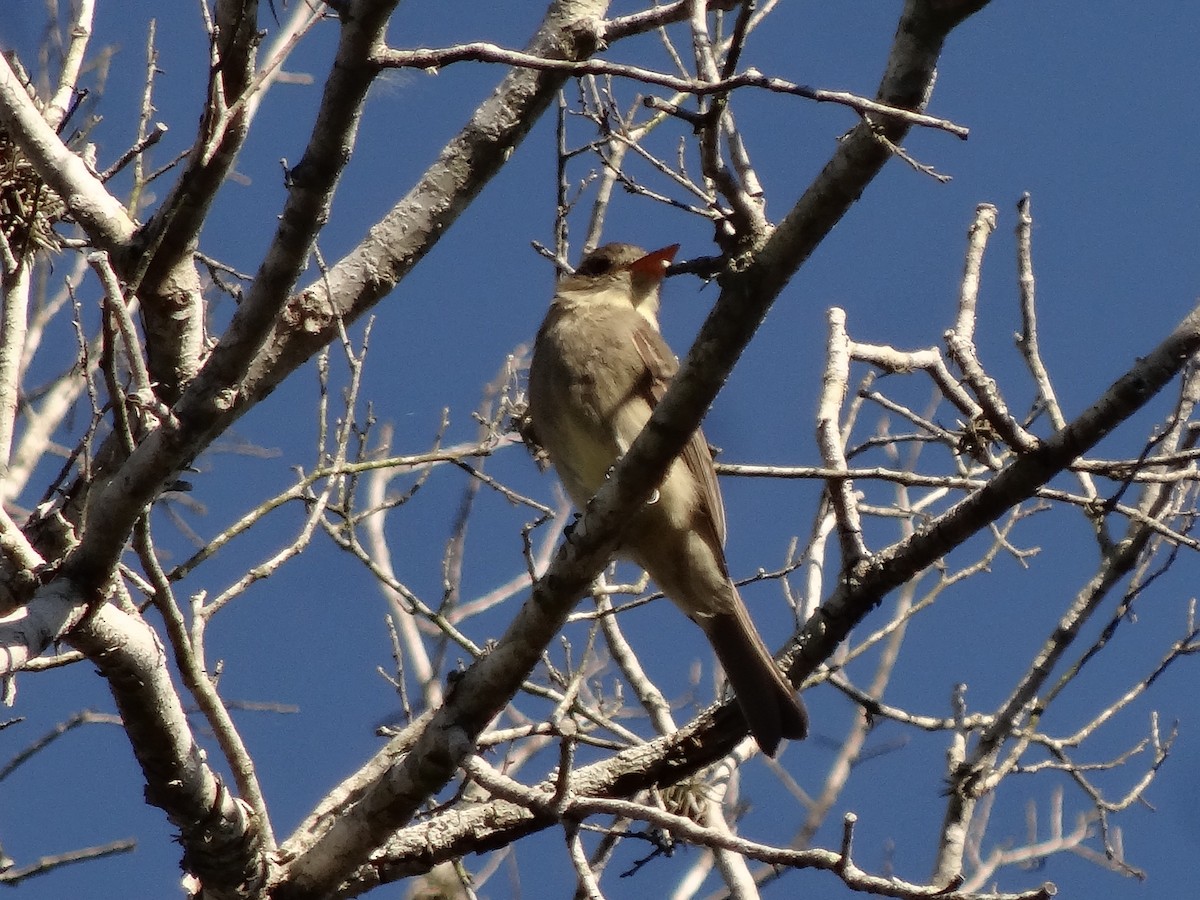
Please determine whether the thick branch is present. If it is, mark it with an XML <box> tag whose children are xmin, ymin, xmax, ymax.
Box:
<box><xmin>68</xmin><ymin>602</ymin><xmax>267</xmax><ymax>897</ymax></box>
<box><xmin>130</xmin><ymin>0</ymin><xmax>260</xmax><ymax>400</ymax></box>
<box><xmin>0</xmin><ymin>56</ymin><xmax>136</xmax><ymax>250</ymax></box>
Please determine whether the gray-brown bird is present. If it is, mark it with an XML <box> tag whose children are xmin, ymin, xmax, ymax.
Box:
<box><xmin>527</xmin><ymin>242</ymin><xmax>808</xmax><ymax>756</ymax></box>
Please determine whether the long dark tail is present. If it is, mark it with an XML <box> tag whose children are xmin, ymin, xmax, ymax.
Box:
<box><xmin>700</xmin><ymin>600</ymin><xmax>808</xmax><ymax>757</ymax></box>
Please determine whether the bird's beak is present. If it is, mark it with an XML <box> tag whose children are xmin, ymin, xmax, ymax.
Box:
<box><xmin>629</xmin><ymin>244</ymin><xmax>680</xmax><ymax>280</ymax></box>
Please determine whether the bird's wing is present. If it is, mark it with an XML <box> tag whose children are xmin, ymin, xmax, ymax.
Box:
<box><xmin>630</xmin><ymin>323</ymin><xmax>728</xmax><ymax>548</ymax></box>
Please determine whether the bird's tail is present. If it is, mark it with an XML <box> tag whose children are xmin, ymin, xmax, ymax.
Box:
<box><xmin>700</xmin><ymin>598</ymin><xmax>808</xmax><ymax>757</ymax></box>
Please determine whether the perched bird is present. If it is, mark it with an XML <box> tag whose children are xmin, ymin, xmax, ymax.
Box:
<box><xmin>527</xmin><ymin>242</ymin><xmax>808</xmax><ymax>756</ymax></box>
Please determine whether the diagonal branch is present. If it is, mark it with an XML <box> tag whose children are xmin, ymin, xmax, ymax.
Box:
<box><xmin>0</xmin><ymin>56</ymin><xmax>136</xmax><ymax>250</ymax></box>
<box><xmin>274</xmin><ymin>1</ymin><xmax>992</xmax><ymax>895</ymax></box>
<box><xmin>67</xmin><ymin>602</ymin><xmax>268</xmax><ymax>897</ymax></box>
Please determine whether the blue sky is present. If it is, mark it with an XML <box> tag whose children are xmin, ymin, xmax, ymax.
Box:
<box><xmin>3</xmin><ymin>2</ymin><xmax>1200</xmax><ymax>898</ymax></box>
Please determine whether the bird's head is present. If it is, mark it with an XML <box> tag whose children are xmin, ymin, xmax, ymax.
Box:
<box><xmin>557</xmin><ymin>243</ymin><xmax>679</xmax><ymax>326</ymax></box>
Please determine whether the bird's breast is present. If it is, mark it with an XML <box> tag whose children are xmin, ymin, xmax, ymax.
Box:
<box><xmin>530</xmin><ymin>303</ymin><xmax>650</xmax><ymax>500</ymax></box>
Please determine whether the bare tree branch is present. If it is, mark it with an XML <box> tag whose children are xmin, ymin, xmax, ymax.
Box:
<box><xmin>0</xmin><ymin>56</ymin><xmax>136</xmax><ymax>249</ymax></box>
<box><xmin>370</xmin><ymin>43</ymin><xmax>970</xmax><ymax>139</ymax></box>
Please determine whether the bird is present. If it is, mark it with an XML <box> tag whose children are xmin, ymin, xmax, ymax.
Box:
<box><xmin>527</xmin><ymin>242</ymin><xmax>808</xmax><ymax>756</ymax></box>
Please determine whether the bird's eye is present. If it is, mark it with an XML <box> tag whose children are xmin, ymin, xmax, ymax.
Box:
<box><xmin>576</xmin><ymin>256</ymin><xmax>612</xmax><ymax>277</ymax></box>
